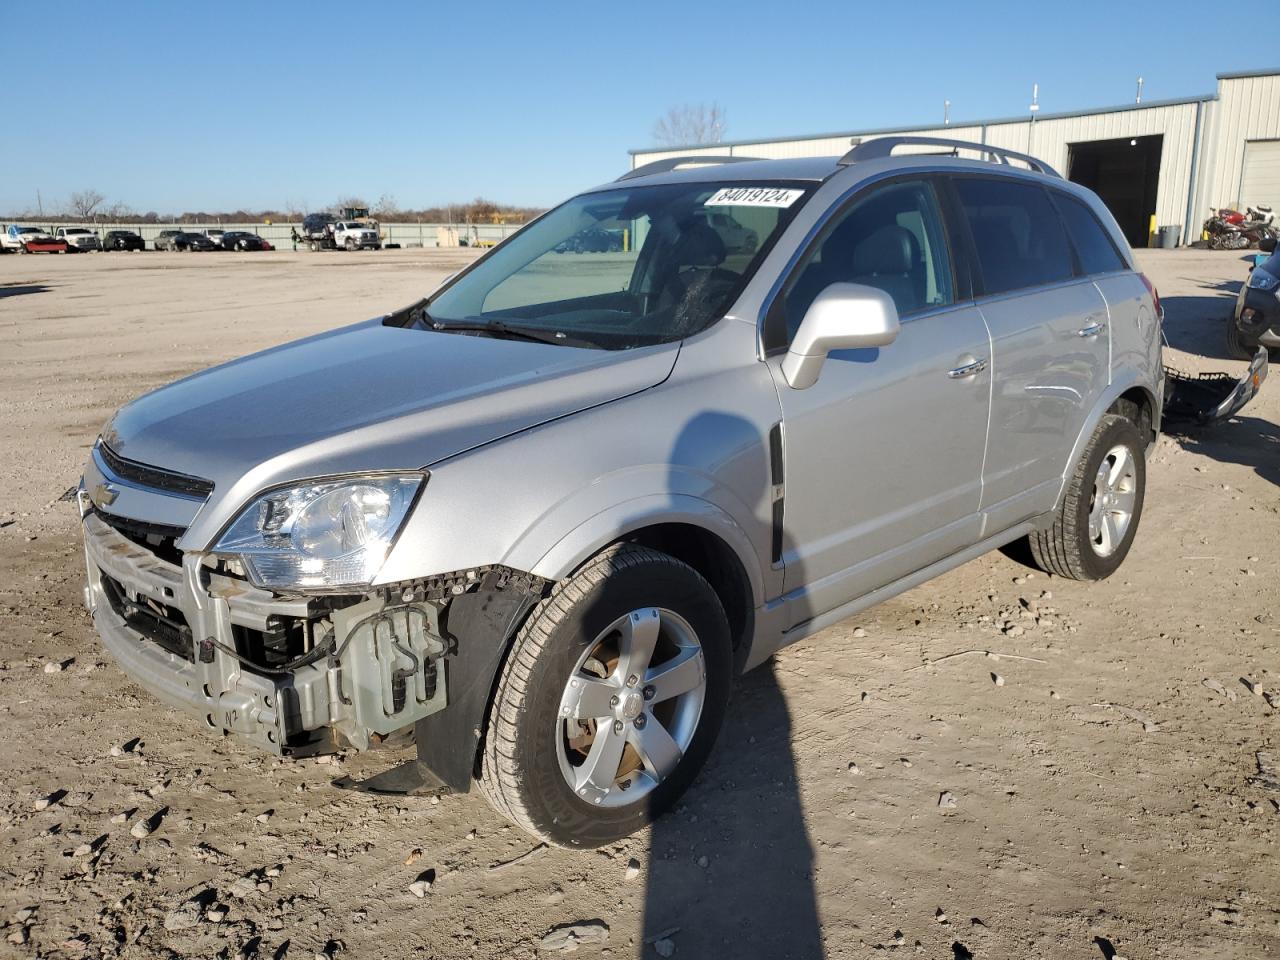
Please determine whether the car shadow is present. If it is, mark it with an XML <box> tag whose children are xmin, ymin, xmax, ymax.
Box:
<box><xmin>0</xmin><ymin>283</ymin><xmax>52</xmax><ymax>299</ymax></box>
<box><xmin>639</xmin><ymin>409</ymin><xmax>824</xmax><ymax>958</ymax></box>
<box><xmin>642</xmin><ymin>663</ymin><xmax>823</xmax><ymax>959</ymax></box>
<box><xmin>1166</xmin><ymin>414</ymin><xmax>1280</xmax><ymax>487</ymax></box>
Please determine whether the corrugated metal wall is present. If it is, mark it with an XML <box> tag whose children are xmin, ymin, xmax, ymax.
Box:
<box><xmin>1196</xmin><ymin>73</ymin><xmax>1280</xmax><ymax>215</ymax></box>
<box><xmin>982</xmin><ymin>102</ymin><xmax>1200</xmax><ymax>234</ymax></box>
<box><xmin>631</xmin><ymin>72</ymin><xmax>1280</xmax><ymax>246</ymax></box>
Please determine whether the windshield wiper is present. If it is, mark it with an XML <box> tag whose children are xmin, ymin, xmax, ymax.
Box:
<box><xmin>427</xmin><ymin>318</ymin><xmax>598</xmax><ymax>348</ymax></box>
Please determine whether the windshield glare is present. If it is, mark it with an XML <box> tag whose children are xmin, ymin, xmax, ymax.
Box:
<box><xmin>426</xmin><ymin>181</ymin><xmax>810</xmax><ymax>349</ymax></box>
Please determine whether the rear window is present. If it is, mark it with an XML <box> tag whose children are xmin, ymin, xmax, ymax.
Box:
<box><xmin>1054</xmin><ymin>193</ymin><xmax>1127</xmax><ymax>275</ymax></box>
<box><xmin>954</xmin><ymin>178</ymin><xmax>1075</xmax><ymax>296</ymax></box>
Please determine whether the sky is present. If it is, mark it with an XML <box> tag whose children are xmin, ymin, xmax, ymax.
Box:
<box><xmin>0</xmin><ymin>1</ymin><xmax>1262</xmax><ymax>216</ymax></box>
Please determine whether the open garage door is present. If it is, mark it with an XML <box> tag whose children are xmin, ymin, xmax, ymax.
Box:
<box><xmin>1067</xmin><ymin>135</ymin><xmax>1163</xmax><ymax>247</ymax></box>
<box><xmin>1240</xmin><ymin>139</ymin><xmax>1280</xmax><ymax>212</ymax></box>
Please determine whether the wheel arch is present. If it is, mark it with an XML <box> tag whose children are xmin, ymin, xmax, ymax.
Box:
<box><xmin>525</xmin><ymin>494</ymin><xmax>765</xmax><ymax>629</ymax></box>
<box><xmin>1054</xmin><ymin>374</ymin><xmax>1160</xmax><ymax>513</ymax></box>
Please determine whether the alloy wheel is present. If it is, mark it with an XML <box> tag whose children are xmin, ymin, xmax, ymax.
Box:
<box><xmin>556</xmin><ymin>607</ymin><xmax>706</xmax><ymax>807</ymax></box>
<box><xmin>1088</xmin><ymin>444</ymin><xmax>1137</xmax><ymax>557</ymax></box>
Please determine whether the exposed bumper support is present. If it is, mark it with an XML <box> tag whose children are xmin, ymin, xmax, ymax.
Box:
<box><xmin>82</xmin><ymin>506</ymin><xmax>456</xmax><ymax>755</ymax></box>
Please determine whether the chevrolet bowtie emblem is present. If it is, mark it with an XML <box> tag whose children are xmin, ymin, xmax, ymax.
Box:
<box><xmin>92</xmin><ymin>482</ymin><xmax>120</xmax><ymax>508</ymax></box>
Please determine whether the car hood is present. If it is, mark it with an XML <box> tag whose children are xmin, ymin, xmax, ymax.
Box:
<box><xmin>103</xmin><ymin>317</ymin><xmax>679</xmax><ymax>501</ymax></box>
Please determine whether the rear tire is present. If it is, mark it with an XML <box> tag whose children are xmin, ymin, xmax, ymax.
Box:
<box><xmin>1028</xmin><ymin>414</ymin><xmax>1146</xmax><ymax>581</ymax></box>
<box><xmin>478</xmin><ymin>543</ymin><xmax>731</xmax><ymax>848</ymax></box>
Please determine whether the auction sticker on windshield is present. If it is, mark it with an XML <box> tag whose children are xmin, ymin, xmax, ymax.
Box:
<box><xmin>705</xmin><ymin>187</ymin><xmax>804</xmax><ymax>208</ymax></box>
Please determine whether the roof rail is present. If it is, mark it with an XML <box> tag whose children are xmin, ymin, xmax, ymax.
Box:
<box><xmin>617</xmin><ymin>154</ymin><xmax>762</xmax><ymax>182</ymax></box>
<box><xmin>838</xmin><ymin>136</ymin><xmax>1061</xmax><ymax>178</ymax></box>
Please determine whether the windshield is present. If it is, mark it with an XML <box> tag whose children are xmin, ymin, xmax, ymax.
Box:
<box><xmin>424</xmin><ymin>180</ymin><xmax>811</xmax><ymax>349</ymax></box>
<box><xmin>18</xmin><ymin>227</ymin><xmax>42</xmax><ymax>235</ymax></box>
<box><xmin>66</xmin><ymin>229</ymin><xmax>90</xmax><ymax>235</ymax></box>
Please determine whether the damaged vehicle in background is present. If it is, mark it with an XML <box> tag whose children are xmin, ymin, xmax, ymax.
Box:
<box><xmin>85</xmin><ymin>138</ymin><xmax>1185</xmax><ymax>848</ymax></box>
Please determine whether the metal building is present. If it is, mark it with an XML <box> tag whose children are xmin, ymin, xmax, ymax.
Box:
<box><xmin>629</xmin><ymin>70</ymin><xmax>1280</xmax><ymax>248</ymax></box>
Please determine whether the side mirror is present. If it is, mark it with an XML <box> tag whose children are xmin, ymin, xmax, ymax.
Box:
<box><xmin>1260</xmin><ymin>235</ymin><xmax>1277</xmax><ymax>254</ymax></box>
<box><xmin>781</xmin><ymin>283</ymin><xmax>901</xmax><ymax>389</ymax></box>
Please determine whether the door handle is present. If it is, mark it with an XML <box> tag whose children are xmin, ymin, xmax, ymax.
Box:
<box><xmin>947</xmin><ymin>357</ymin><xmax>988</xmax><ymax>379</ymax></box>
<box><xmin>1078</xmin><ymin>320</ymin><xmax>1107</xmax><ymax>338</ymax></box>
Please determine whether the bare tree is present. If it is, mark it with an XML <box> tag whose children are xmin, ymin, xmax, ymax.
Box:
<box><xmin>651</xmin><ymin>102</ymin><xmax>727</xmax><ymax>146</ymax></box>
<box><xmin>373</xmin><ymin>193</ymin><xmax>400</xmax><ymax>219</ymax></box>
<box><xmin>68</xmin><ymin>189</ymin><xmax>107</xmax><ymax>218</ymax></box>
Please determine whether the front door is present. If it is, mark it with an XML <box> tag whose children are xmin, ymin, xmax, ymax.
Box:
<box><xmin>768</xmin><ymin>178</ymin><xmax>992</xmax><ymax>628</ymax></box>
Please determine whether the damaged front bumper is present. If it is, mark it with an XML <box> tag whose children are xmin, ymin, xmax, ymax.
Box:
<box><xmin>80</xmin><ymin>502</ymin><xmax>451</xmax><ymax>756</ymax></box>
<box><xmin>1163</xmin><ymin>347</ymin><xmax>1269</xmax><ymax>428</ymax></box>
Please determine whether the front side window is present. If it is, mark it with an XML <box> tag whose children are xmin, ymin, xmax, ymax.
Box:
<box><xmin>783</xmin><ymin>179</ymin><xmax>954</xmax><ymax>341</ymax></box>
<box><xmin>1054</xmin><ymin>192</ymin><xmax>1127</xmax><ymax>275</ymax></box>
<box><xmin>424</xmin><ymin>181</ymin><xmax>811</xmax><ymax>349</ymax></box>
<box><xmin>953</xmin><ymin>177</ymin><xmax>1075</xmax><ymax>295</ymax></box>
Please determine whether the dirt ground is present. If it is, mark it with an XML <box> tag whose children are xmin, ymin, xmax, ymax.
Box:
<box><xmin>1</xmin><ymin>247</ymin><xmax>1277</xmax><ymax>960</ymax></box>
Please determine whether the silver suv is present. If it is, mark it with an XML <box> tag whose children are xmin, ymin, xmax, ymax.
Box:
<box><xmin>80</xmin><ymin>138</ymin><xmax>1163</xmax><ymax>847</ymax></box>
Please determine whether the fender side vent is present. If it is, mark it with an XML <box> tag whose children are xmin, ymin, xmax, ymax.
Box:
<box><xmin>769</xmin><ymin>421</ymin><xmax>784</xmax><ymax>564</ymax></box>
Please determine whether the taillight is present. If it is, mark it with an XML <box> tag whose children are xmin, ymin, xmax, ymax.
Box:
<box><xmin>1138</xmin><ymin>273</ymin><xmax>1162</xmax><ymax>320</ymax></box>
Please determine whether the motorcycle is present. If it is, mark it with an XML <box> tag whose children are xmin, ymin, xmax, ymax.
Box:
<box><xmin>1203</xmin><ymin>205</ymin><xmax>1279</xmax><ymax>250</ymax></box>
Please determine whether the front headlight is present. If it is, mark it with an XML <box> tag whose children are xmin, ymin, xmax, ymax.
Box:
<box><xmin>213</xmin><ymin>474</ymin><xmax>424</xmax><ymax>590</ymax></box>
<box><xmin>1248</xmin><ymin>269</ymin><xmax>1279</xmax><ymax>291</ymax></box>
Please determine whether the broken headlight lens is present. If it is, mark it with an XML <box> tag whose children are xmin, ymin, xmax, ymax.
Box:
<box><xmin>213</xmin><ymin>475</ymin><xmax>423</xmax><ymax>590</ymax></box>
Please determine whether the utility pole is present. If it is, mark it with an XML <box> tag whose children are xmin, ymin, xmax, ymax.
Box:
<box><xmin>1027</xmin><ymin>83</ymin><xmax>1040</xmax><ymax>154</ymax></box>
<box><xmin>944</xmin><ymin>100</ymin><xmax>951</xmax><ymax>125</ymax></box>
<box><xmin>1135</xmin><ymin>76</ymin><xmax>1144</xmax><ymax>104</ymax></box>
<box><xmin>36</xmin><ymin>190</ymin><xmax>43</xmax><ymax>217</ymax></box>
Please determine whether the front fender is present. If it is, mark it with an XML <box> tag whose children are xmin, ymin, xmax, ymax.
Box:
<box><xmin>517</xmin><ymin>492</ymin><xmax>766</xmax><ymax>607</ymax></box>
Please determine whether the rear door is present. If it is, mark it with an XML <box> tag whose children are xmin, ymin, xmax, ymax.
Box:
<box><xmin>1051</xmin><ymin>189</ymin><xmax>1158</xmax><ymax>390</ymax></box>
<box><xmin>949</xmin><ymin>175</ymin><xmax>1110</xmax><ymax>532</ymax></box>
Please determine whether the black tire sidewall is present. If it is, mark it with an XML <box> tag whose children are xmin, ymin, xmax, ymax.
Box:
<box><xmin>511</xmin><ymin>557</ymin><xmax>731</xmax><ymax>847</ymax></box>
<box><xmin>1070</xmin><ymin>417</ymin><xmax>1146</xmax><ymax>580</ymax></box>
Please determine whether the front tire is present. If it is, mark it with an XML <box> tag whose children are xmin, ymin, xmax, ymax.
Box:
<box><xmin>1226</xmin><ymin>318</ymin><xmax>1254</xmax><ymax>359</ymax></box>
<box><xmin>478</xmin><ymin>544</ymin><xmax>731</xmax><ymax>848</ymax></box>
<box><xmin>1028</xmin><ymin>414</ymin><xmax>1146</xmax><ymax>580</ymax></box>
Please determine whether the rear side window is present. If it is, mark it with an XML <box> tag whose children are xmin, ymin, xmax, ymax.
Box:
<box><xmin>953</xmin><ymin>178</ymin><xmax>1075</xmax><ymax>295</ymax></box>
<box><xmin>1054</xmin><ymin>193</ymin><xmax>1127</xmax><ymax>275</ymax></box>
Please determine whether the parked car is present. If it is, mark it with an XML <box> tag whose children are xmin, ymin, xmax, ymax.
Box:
<box><xmin>221</xmin><ymin>231</ymin><xmax>271</xmax><ymax>252</ymax></box>
<box><xmin>333</xmin><ymin>220</ymin><xmax>381</xmax><ymax>250</ymax></box>
<box><xmin>1229</xmin><ymin>235</ymin><xmax>1280</xmax><ymax>359</ymax></box>
<box><xmin>154</xmin><ymin>230</ymin><xmax>183</xmax><ymax>251</ymax></box>
<box><xmin>103</xmin><ymin>230</ymin><xmax>146</xmax><ymax>252</ymax></box>
<box><xmin>173</xmin><ymin>232</ymin><xmax>217</xmax><ymax>252</ymax></box>
<box><xmin>81</xmin><ymin>139</ymin><xmax>1168</xmax><ymax>848</ymax></box>
<box><xmin>55</xmin><ymin>227</ymin><xmax>102</xmax><ymax>252</ymax></box>
<box><xmin>554</xmin><ymin>226</ymin><xmax>624</xmax><ymax>254</ymax></box>
<box><xmin>2</xmin><ymin>224</ymin><xmax>67</xmax><ymax>254</ymax></box>
<box><xmin>203</xmin><ymin>229</ymin><xmax>228</xmax><ymax>249</ymax></box>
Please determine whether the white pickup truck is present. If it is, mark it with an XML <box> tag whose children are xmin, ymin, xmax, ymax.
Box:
<box><xmin>2</xmin><ymin>225</ymin><xmax>64</xmax><ymax>253</ymax></box>
<box><xmin>55</xmin><ymin>227</ymin><xmax>102</xmax><ymax>252</ymax></box>
<box><xmin>332</xmin><ymin>221</ymin><xmax>381</xmax><ymax>250</ymax></box>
